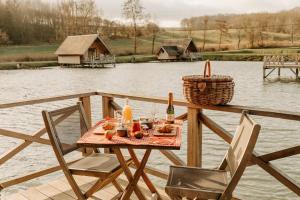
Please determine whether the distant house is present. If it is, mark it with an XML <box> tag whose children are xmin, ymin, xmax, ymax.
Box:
<box><xmin>157</xmin><ymin>46</ymin><xmax>180</xmax><ymax>60</ymax></box>
<box><xmin>55</xmin><ymin>34</ymin><xmax>115</xmax><ymax>67</ymax></box>
<box><xmin>157</xmin><ymin>38</ymin><xmax>200</xmax><ymax>61</ymax></box>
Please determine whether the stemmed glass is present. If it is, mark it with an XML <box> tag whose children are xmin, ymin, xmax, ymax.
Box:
<box><xmin>150</xmin><ymin>103</ymin><xmax>159</xmax><ymax>127</ymax></box>
<box><xmin>114</xmin><ymin>110</ymin><xmax>122</xmax><ymax>127</ymax></box>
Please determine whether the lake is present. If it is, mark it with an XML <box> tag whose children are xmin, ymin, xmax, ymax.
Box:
<box><xmin>0</xmin><ymin>61</ymin><xmax>299</xmax><ymax>199</ymax></box>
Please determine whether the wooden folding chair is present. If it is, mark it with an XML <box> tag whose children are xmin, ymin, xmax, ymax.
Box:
<box><xmin>165</xmin><ymin>111</ymin><xmax>261</xmax><ymax>200</ymax></box>
<box><xmin>42</xmin><ymin>102</ymin><xmax>131</xmax><ymax>200</ymax></box>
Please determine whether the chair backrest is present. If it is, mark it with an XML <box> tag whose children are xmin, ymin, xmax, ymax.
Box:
<box><xmin>42</xmin><ymin>102</ymin><xmax>89</xmax><ymax>156</ymax></box>
<box><xmin>220</xmin><ymin>111</ymin><xmax>261</xmax><ymax>199</ymax></box>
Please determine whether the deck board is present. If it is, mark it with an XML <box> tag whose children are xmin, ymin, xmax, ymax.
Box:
<box><xmin>19</xmin><ymin>188</ymin><xmax>51</xmax><ymax>200</ymax></box>
<box><xmin>5</xmin><ymin>175</ymin><xmax>169</xmax><ymax>200</ymax></box>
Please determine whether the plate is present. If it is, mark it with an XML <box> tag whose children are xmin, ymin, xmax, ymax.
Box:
<box><xmin>93</xmin><ymin>122</ymin><xmax>118</xmax><ymax>135</ymax></box>
<box><xmin>153</xmin><ymin>125</ymin><xmax>177</xmax><ymax>137</ymax></box>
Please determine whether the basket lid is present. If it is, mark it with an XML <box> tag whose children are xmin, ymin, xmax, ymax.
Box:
<box><xmin>182</xmin><ymin>75</ymin><xmax>233</xmax><ymax>82</ymax></box>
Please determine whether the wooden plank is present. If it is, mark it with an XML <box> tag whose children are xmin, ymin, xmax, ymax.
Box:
<box><xmin>0</xmin><ymin>110</ymin><xmax>75</xmax><ymax>165</ymax></box>
<box><xmin>48</xmin><ymin>179</ymin><xmax>77</xmax><ymax>199</ymax></box>
<box><xmin>79</xmin><ymin>97</ymin><xmax>94</xmax><ymax>156</ymax></box>
<box><xmin>187</xmin><ymin>107</ymin><xmax>202</xmax><ymax>167</ymax></box>
<box><xmin>252</xmin><ymin>153</ymin><xmax>300</xmax><ymax>196</ymax></box>
<box><xmin>0</xmin><ymin>128</ymin><xmax>51</xmax><ymax>145</ymax></box>
<box><xmin>249</xmin><ymin>145</ymin><xmax>300</xmax><ymax>165</ymax></box>
<box><xmin>5</xmin><ymin>193</ymin><xmax>29</xmax><ymax>200</ymax></box>
<box><xmin>9</xmin><ymin>175</ymin><xmax>168</xmax><ymax>200</ymax></box>
<box><xmin>19</xmin><ymin>187</ymin><xmax>51</xmax><ymax>200</ymax></box>
<box><xmin>0</xmin><ymin>92</ymin><xmax>97</xmax><ymax>109</ymax></box>
<box><xmin>200</xmin><ymin>113</ymin><xmax>232</xmax><ymax>143</ymax></box>
<box><xmin>1</xmin><ymin>159</ymin><xmax>79</xmax><ymax>188</ymax></box>
<box><xmin>175</xmin><ymin>112</ymin><xmax>188</xmax><ymax>121</ymax></box>
<box><xmin>1</xmin><ymin>90</ymin><xmax>299</xmax><ymax>121</ymax></box>
<box><xmin>35</xmin><ymin>184</ymin><xmax>75</xmax><ymax>200</ymax></box>
<box><xmin>98</xmin><ymin>91</ymin><xmax>187</xmax><ymax>107</ymax></box>
<box><xmin>110</xmin><ymin>100</ymin><xmax>122</xmax><ymax>112</ymax></box>
<box><xmin>102</xmin><ymin>96</ymin><xmax>114</xmax><ymax>119</ymax></box>
<box><xmin>79</xmin><ymin>96</ymin><xmax>92</xmax><ymax>128</ymax></box>
<box><xmin>202</xmin><ymin>114</ymin><xmax>300</xmax><ymax>163</ymax></box>
<box><xmin>97</xmin><ymin>91</ymin><xmax>300</xmax><ymax>121</ymax></box>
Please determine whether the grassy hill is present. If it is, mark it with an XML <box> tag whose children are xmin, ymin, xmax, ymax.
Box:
<box><xmin>1</xmin><ymin>29</ymin><xmax>300</xmax><ymax>64</ymax></box>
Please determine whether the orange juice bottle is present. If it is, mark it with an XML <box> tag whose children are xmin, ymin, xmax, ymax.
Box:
<box><xmin>122</xmin><ymin>98</ymin><xmax>132</xmax><ymax>125</ymax></box>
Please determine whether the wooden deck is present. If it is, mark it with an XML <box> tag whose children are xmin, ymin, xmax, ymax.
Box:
<box><xmin>5</xmin><ymin>175</ymin><xmax>169</xmax><ymax>200</ymax></box>
<box><xmin>1</xmin><ymin>91</ymin><xmax>300</xmax><ymax>198</ymax></box>
<box><xmin>263</xmin><ymin>55</ymin><xmax>300</xmax><ymax>79</ymax></box>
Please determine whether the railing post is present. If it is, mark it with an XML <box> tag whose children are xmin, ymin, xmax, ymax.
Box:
<box><xmin>102</xmin><ymin>96</ymin><xmax>114</xmax><ymax>153</ymax></box>
<box><xmin>102</xmin><ymin>96</ymin><xmax>114</xmax><ymax>118</ymax></box>
<box><xmin>187</xmin><ymin>107</ymin><xmax>202</xmax><ymax>167</ymax></box>
<box><xmin>79</xmin><ymin>96</ymin><xmax>93</xmax><ymax>155</ymax></box>
<box><xmin>80</xmin><ymin>96</ymin><xmax>92</xmax><ymax>127</ymax></box>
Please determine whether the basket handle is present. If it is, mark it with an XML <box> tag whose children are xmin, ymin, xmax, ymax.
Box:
<box><xmin>203</xmin><ymin>60</ymin><xmax>211</xmax><ymax>77</ymax></box>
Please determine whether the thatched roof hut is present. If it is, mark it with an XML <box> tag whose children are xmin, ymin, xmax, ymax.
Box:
<box><xmin>157</xmin><ymin>38</ymin><xmax>198</xmax><ymax>60</ymax></box>
<box><xmin>55</xmin><ymin>34</ymin><xmax>112</xmax><ymax>65</ymax></box>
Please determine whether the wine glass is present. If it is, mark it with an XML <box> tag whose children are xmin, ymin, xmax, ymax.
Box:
<box><xmin>150</xmin><ymin>103</ymin><xmax>159</xmax><ymax>125</ymax></box>
<box><xmin>114</xmin><ymin>110</ymin><xmax>122</xmax><ymax>126</ymax></box>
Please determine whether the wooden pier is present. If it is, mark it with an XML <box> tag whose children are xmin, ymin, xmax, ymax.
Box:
<box><xmin>263</xmin><ymin>55</ymin><xmax>300</xmax><ymax>79</ymax></box>
<box><xmin>0</xmin><ymin>91</ymin><xmax>300</xmax><ymax>199</ymax></box>
<box><xmin>6</xmin><ymin>175</ymin><xmax>169</xmax><ymax>200</ymax></box>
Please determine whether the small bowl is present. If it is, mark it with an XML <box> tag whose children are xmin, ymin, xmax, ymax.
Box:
<box><xmin>116</xmin><ymin>127</ymin><xmax>128</xmax><ymax>137</ymax></box>
<box><xmin>141</xmin><ymin>119</ymin><xmax>153</xmax><ymax>129</ymax></box>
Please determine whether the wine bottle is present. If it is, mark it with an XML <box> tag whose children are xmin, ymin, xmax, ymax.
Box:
<box><xmin>166</xmin><ymin>92</ymin><xmax>175</xmax><ymax>124</ymax></box>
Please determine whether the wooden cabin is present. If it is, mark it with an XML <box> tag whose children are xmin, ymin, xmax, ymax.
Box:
<box><xmin>55</xmin><ymin>34</ymin><xmax>115</xmax><ymax>67</ymax></box>
<box><xmin>157</xmin><ymin>38</ymin><xmax>200</xmax><ymax>61</ymax></box>
<box><xmin>157</xmin><ymin>46</ymin><xmax>181</xmax><ymax>60</ymax></box>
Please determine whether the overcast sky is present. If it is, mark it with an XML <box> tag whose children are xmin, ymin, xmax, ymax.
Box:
<box><xmin>96</xmin><ymin>0</ymin><xmax>300</xmax><ymax>27</ymax></box>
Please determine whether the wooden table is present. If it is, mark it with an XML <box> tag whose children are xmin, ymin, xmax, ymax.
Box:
<box><xmin>77</xmin><ymin>119</ymin><xmax>182</xmax><ymax>200</ymax></box>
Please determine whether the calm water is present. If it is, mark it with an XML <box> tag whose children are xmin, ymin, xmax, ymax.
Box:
<box><xmin>0</xmin><ymin>61</ymin><xmax>299</xmax><ymax>199</ymax></box>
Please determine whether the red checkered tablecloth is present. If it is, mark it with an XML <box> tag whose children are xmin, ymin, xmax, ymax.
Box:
<box><xmin>77</xmin><ymin>119</ymin><xmax>182</xmax><ymax>150</ymax></box>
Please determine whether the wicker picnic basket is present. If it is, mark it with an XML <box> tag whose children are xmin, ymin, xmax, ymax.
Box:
<box><xmin>182</xmin><ymin>60</ymin><xmax>234</xmax><ymax>105</ymax></box>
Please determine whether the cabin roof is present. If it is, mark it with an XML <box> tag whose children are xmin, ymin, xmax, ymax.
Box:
<box><xmin>159</xmin><ymin>46</ymin><xmax>181</xmax><ymax>56</ymax></box>
<box><xmin>55</xmin><ymin>34</ymin><xmax>112</xmax><ymax>55</ymax></box>
<box><xmin>162</xmin><ymin>38</ymin><xmax>198</xmax><ymax>53</ymax></box>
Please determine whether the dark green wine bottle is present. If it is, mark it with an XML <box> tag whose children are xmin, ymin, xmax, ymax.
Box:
<box><xmin>166</xmin><ymin>92</ymin><xmax>175</xmax><ymax>124</ymax></box>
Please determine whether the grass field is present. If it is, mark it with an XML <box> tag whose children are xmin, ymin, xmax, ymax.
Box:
<box><xmin>1</xmin><ymin>29</ymin><xmax>300</xmax><ymax>68</ymax></box>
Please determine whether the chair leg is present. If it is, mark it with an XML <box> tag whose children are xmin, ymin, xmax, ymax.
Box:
<box><xmin>112</xmin><ymin>180</ymin><xmax>123</xmax><ymax>192</ymax></box>
<box><xmin>85</xmin><ymin>168</ymin><xmax>124</xmax><ymax>197</ymax></box>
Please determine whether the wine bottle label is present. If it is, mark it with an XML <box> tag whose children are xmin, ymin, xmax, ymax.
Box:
<box><xmin>166</xmin><ymin>114</ymin><xmax>175</xmax><ymax>122</ymax></box>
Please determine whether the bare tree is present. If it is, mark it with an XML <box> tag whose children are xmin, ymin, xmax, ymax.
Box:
<box><xmin>181</xmin><ymin>18</ymin><xmax>192</xmax><ymax>38</ymax></box>
<box><xmin>122</xmin><ymin>0</ymin><xmax>145</xmax><ymax>54</ymax></box>
<box><xmin>237</xmin><ymin>28</ymin><xmax>242</xmax><ymax>49</ymax></box>
<box><xmin>202</xmin><ymin>16</ymin><xmax>208</xmax><ymax>51</ymax></box>
<box><xmin>146</xmin><ymin>22</ymin><xmax>160</xmax><ymax>54</ymax></box>
<box><xmin>216</xmin><ymin>20</ymin><xmax>228</xmax><ymax>50</ymax></box>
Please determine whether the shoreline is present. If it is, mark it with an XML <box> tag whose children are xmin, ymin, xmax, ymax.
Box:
<box><xmin>0</xmin><ymin>54</ymin><xmax>266</xmax><ymax>70</ymax></box>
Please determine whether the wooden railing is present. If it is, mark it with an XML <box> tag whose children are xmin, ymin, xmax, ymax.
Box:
<box><xmin>0</xmin><ymin>91</ymin><xmax>299</xmax><ymax>198</ymax></box>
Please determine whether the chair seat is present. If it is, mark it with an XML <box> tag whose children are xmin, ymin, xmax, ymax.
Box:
<box><xmin>69</xmin><ymin>153</ymin><xmax>131</xmax><ymax>177</ymax></box>
<box><xmin>165</xmin><ymin>166</ymin><xmax>228</xmax><ymax>199</ymax></box>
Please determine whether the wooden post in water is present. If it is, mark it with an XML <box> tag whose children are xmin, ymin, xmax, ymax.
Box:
<box><xmin>296</xmin><ymin>68</ymin><xmax>299</xmax><ymax>79</ymax></box>
<box><xmin>79</xmin><ymin>96</ymin><xmax>93</xmax><ymax>155</ymax></box>
<box><xmin>278</xmin><ymin>67</ymin><xmax>281</xmax><ymax>77</ymax></box>
<box><xmin>187</xmin><ymin>107</ymin><xmax>202</xmax><ymax>167</ymax></box>
<box><xmin>102</xmin><ymin>96</ymin><xmax>114</xmax><ymax>153</ymax></box>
